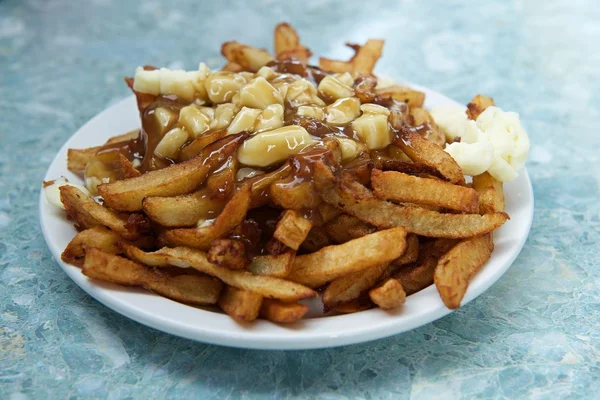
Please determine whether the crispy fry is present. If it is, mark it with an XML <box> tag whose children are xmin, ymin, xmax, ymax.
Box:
<box><xmin>260</xmin><ymin>299</ymin><xmax>308</xmax><ymax>323</ymax></box>
<box><xmin>322</xmin><ymin>263</ymin><xmax>389</xmax><ymax>311</ymax></box>
<box><xmin>377</xmin><ymin>85</ymin><xmax>425</xmax><ymax>108</ymax></box>
<box><xmin>317</xmin><ymin>166</ymin><xmax>507</xmax><ymax>238</ymax></box>
<box><xmin>466</xmin><ymin>94</ymin><xmax>495</xmax><ymax>120</ymax></box>
<box><xmin>207</xmin><ymin>239</ymin><xmax>248</xmax><ymax>270</ymax></box>
<box><xmin>434</xmin><ymin>234</ymin><xmax>493</xmax><ymax>309</ymax></box>
<box><xmin>472</xmin><ymin>172</ymin><xmax>505</xmax><ymax>214</ymax></box>
<box><xmin>67</xmin><ymin>147</ymin><xmax>100</xmax><ymax>171</ymax></box>
<box><xmin>301</xmin><ymin>227</ymin><xmax>332</xmax><ymax>252</ymax></box>
<box><xmin>319</xmin><ymin>40</ymin><xmax>384</xmax><ymax>75</ymax></box>
<box><xmin>247</xmin><ymin>252</ymin><xmax>295</xmax><ymax>277</ymax></box>
<box><xmin>332</xmin><ymin>298</ymin><xmax>373</xmax><ymax>313</ymax></box>
<box><xmin>369</xmin><ymin>278</ymin><xmax>406</xmax><ymax>309</ymax></box>
<box><xmin>318</xmin><ymin>203</ymin><xmax>342</xmax><ymax>224</ymax></box>
<box><xmin>218</xmin><ymin>286</ymin><xmax>263</xmax><ymax>321</ymax></box>
<box><xmin>83</xmin><ymin>248</ymin><xmax>222</xmax><ymax>305</ymax></box>
<box><xmin>273</xmin><ymin>210</ymin><xmax>313</xmax><ymax>250</ymax></box>
<box><xmin>99</xmin><ymin>133</ymin><xmax>247</xmax><ymax>211</ymax></box>
<box><xmin>221</xmin><ymin>62</ymin><xmax>244</xmax><ymax>72</ymax></box>
<box><xmin>371</xmin><ymin>170</ymin><xmax>479</xmax><ymax>213</ymax></box>
<box><xmin>394</xmin><ymin>239</ymin><xmax>458</xmax><ymax>295</ymax></box>
<box><xmin>206</xmin><ymin>155</ymin><xmax>238</xmax><ymax>200</ymax></box>
<box><xmin>409</xmin><ymin>107</ymin><xmax>445</xmax><ymax>147</ymax></box>
<box><xmin>380</xmin><ymin>160</ymin><xmax>447</xmax><ymax>181</ymax></box>
<box><xmin>61</xmin><ymin>226</ymin><xmax>121</xmax><ymax>266</ymax></box>
<box><xmin>121</xmin><ymin>244</ymin><xmax>316</xmax><ymax>301</ymax></box>
<box><xmin>246</xmin><ymin>162</ymin><xmax>291</xmax><ymax>208</ymax></box>
<box><xmin>117</xmin><ymin>153</ymin><xmax>141</xmax><ymax>178</ymax></box>
<box><xmin>324</xmin><ymin>214</ymin><xmax>375</xmax><ymax>244</ymax></box>
<box><xmin>269</xmin><ymin>181</ymin><xmax>320</xmax><ymax>210</ymax></box>
<box><xmin>143</xmin><ymin>189</ymin><xmax>225</xmax><ymax>227</ymax></box>
<box><xmin>395</xmin><ymin>233</ymin><xmax>419</xmax><ymax>266</ymax></box>
<box><xmin>105</xmin><ymin>130</ymin><xmax>139</xmax><ymax>145</ymax></box>
<box><xmin>221</xmin><ymin>41</ymin><xmax>274</xmax><ymax>72</ymax></box>
<box><xmin>289</xmin><ymin>227</ymin><xmax>407</xmax><ymax>288</ymax></box>
<box><xmin>179</xmin><ymin>130</ymin><xmax>228</xmax><ymax>161</ymax></box>
<box><xmin>392</xmin><ymin>124</ymin><xmax>466</xmax><ymax>185</ymax></box>
<box><xmin>274</xmin><ymin>23</ymin><xmax>312</xmax><ymax>64</ymax></box>
<box><xmin>160</xmin><ymin>185</ymin><xmax>251</xmax><ymax>249</ymax></box>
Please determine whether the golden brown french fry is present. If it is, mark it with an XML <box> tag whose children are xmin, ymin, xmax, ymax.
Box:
<box><xmin>221</xmin><ymin>41</ymin><xmax>274</xmax><ymax>72</ymax></box>
<box><xmin>322</xmin><ymin>263</ymin><xmax>389</xmax><ymax>311</ymax></box>
<box><xmin>67</xmin><ymin>147</ymin><xmax>100</xmax><ymax>171</ymax></box>
<box><xmin>395</xmin><ymin>233</ymin><xmax>419</xmax><ymax>265</ymax></box>
<box><xmin>121</xmin><ymin>244</ymin><xmax>316</xmax><ymax>301</ymax></box>
<box><xmin>61</xmin><ymin>226</ymin><xmax>121</xmax><ymax>266</ymax></box>
<box><xmin>274</xmin><ymin>22</ymin><xmax>300</xmax><ymax>55</ymax></box>
<box><xmin>380</xmin><ymin>160</ymin><xmax>447</xmax><ymax>181</ymax></box>
<box><xmin>392</xmin><ymin>124</ymin><xmax>466</xmax><ymax>186</ymax></box>
<box><xmin>409</xmin><ymin>107</ymin><xmax>445</xmax><ymax>147</ymax></box>
<box><xmin>301</xmin><ymin>227</ymin><xmax>332</xmax><ymax>252</ymax></box>
<box><xmin>318</xmin><ymin>203</ymin><xmax>342</xmax><ymax>224</ymax></box>
<box><xmin>247</xmin><ymin>252</ymin><xmax>295</xmax><ymax>278</ymax></box>
<box><xmin>324</xmin><ymin>214</ymin><xmax>376</xmax><ymax>244</ymax></box>
<box><xmin>260</xmin><ymin>299</ymin><xmax>308</xmax><ymax>323</ymax></box>
<box><xmin>179</xmin><ymin>130</ymin><xmax>228</xmax><ymax>161</ymax></box>
<box><xmin>207</xmin><ymin>239</ymin><xmax>248</xmax><ymax>270</ymax></box>
<box><xmin>206</xmin><ymin>155</ymin><xmax>238</xmax><ymax>200</ymax></box>
<box><xmin>273</xmin><ymin>210</ymin><xmax>313</xmax><ymax>250</ymax></box>
<box><xmin>288</xmin><ymin>227</ymin><xmax>408</xmax><ymax>288</ymax></box>
<box><xmin>371</xmin><ymin>170</ymin><xmax>479</xmax><ymax>213</ymax></box>
<box><xmin>143</xmin><ymin>189</ymin><xmax>225</xmax><ymax>227</ymax></box>
<box><xmin>105</xmin><ymin>130</ymin><xmax>139</xmax><ymax>145</ymax></box>
<box><xmin>466</xmin><ymin>94</ymin><xmax>495</xmax><ymax>120</ymax></box>
<box><xmin>394</xmin><ymin>239</ymin><xmax>458</xmax><ymax>295</ymax></box>
<box><xmin>159</xmin><ymin>184</ymin><xmax>251</xmax><ymax>249</ymax></box>
<box><xmin>117</xmin><ymin>153</ymin><xmax>141</xmax><ymax>178</ymax></box>
<box><xmin>83</xmin><ymin>248</ymin><xmax>222</xmax><ymax>305</ymax></box>
<box><xmin>317</xmin><ymin>169</ymin><xmax>507</xmax><ymax>238</ymax></box>
<box><xmin>319</xmin><ymin>40</ymin><xmax>384</xmax><ymax>75</ymax></box>
<box><xmin>472</xmin><ymin>172</ymin><xmax>505</xmax><ymax>214</ymax></box>
<box><xmin>98</xmin><ymin>133</ymin><xmax>248</xmax><ymax>211</ymax></box>
<box><xmin>434</xmin><ymin>234</ymin><xmax>493</xmax><ymax>309</ymax></box>
<box><xmin>369</xmin><ymin>278</ymin><xmax>406</xmax><ymax>309</ymax></box>
<box><xmin>60</xmin><ymin>185</ymin><xmax>148</xmax><ymax>240</ymax></box>
<box><xmin>218</xmin><ymin>286</ymin><xmax>263</xmax><ymax>321</ymax></box>
<box><xmin>243</xmin><ymin>162</ymin><xmax>291</xmax><ymax>208</ymax></box>
<box><xmin>332</xmin><ymin>298</ymin><xmax>373</xmax><ymax>313</ymax></box>
<box><xmin>221</xmin><ymin>62</ymin><xmax>244</xmax><ymax>72</ymax></box>
<box><xmin>377</xmin><ymin>86</ymin><xmax>425</xmax><ymax>108</ymax></box>
<box><xmin>269</xmin><ymin>181</ymin><xmax>320</xmax><ymax>210</ymax></box>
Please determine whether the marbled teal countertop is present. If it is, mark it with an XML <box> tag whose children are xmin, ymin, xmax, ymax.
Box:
<box><xmin>1</xmin><ymin>0</ymin><xmax>599</xmax><ymax>398</ymax></box>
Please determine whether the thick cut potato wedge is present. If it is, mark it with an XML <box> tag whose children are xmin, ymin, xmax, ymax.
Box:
<box><xmin>269</xmin><ymin>181</ymin><xmax>320</xmax><ymax>210</ymax></box>
<box><xmin>117</xmin><ymin>154</ymin><xmax>141</xmax><ymax>178</ymax></box>
<box><xmin>394</xmin><ymin>239</ymin><xmax>458</xmax><ymax>295</ymax></box>
<box><xmin>301</xmin><ymin>227</ymin><xmax>332</xmax><ymax>252</ymax></box>
<box><xmin>143</xmin><ymin>189</ymin><xmax>225</xmax><ymax>227</ymax></box>
<box><xmin>380</xmin><ymin>160</ymin><xmax>447</xmax><ymax>181</ymax></box>
<box><xmin>472</xmin><ymin>172</ymin><xmax>505</xmax><ymax>214</ymax></box>
<box><xmin>317</xmin><ymin>170</ymin><xmax>508</xmax><ymax>238</ymax></box>
<box><xmin>288</xmin><ymin>227</ymin><xmax>408</xmax><ymax>288</ymax></box>
<box><xmin>179</xmin><ymin>130</ymin><xmax>228</xmax><ymax>161</ymax></box>
<box><xmin>221</xmin><ymin>41</ymin><xmax>274</xmax><ymax>72</ymax></box>
<box><xmin>332</xmin><ymin>298</ymin><xmax>373</xmax><ymax>313</ymax></box>
<box><xmin>377</xmin><ymin>86</ymin><xmax>425</xmax><ymax>108</ymax></box>
<box><xmin>324</xmin><ymin>214</ymin><xmax>376</xmax><ymax>244</ymax></box>
<box><xmin>434</xmin><ymin>234</ymin><xmax>493</xmax><ymax>309</ymax></box>
<box><xmin>83</xmin><ymin>249</ymin><xmax>222</xmax><ymax>305</ymax></box>
<box><xmin>322</xmin><ymin>263</ymin><xmax>390</xmax><ymax>311</ymax></box>
<box><xmin>159</xmin><ymin>184</ymin><xmax>251</xmax><ymax>249</ymax></box>
<box><xmin>67</xmin><ymin>147</ymin><xmax>101</xmax><ymax>172</ymax></box>
<box><xmin>245</xmin><ymin>163</ymin><xmax>291</xmax><ymax>208</ymax></box>
<box><xmin>98</xmin><ymin>133</ymin><xmax>247</xmax><ymax>211</ymax></box>
<box><xmin>395</xmin><ymin>233</ymin><xmax>419</xmax><ymax>266</ymax></box>
<box><xmin>207</xmin><ymin>239</ymin><xmax>248</xmax><ymax>270</ymax></box>
<box><xmin>371</xmin><ymin>170</ymin><xmax>479</xmax><ymax>213</ymax></box>
<box><xmin>369</xmin><ymin>278</ymin><xmax>406</xmax><ymax>309</ymax></box>
<box><xmin>260</xmin><ymin>299</ymin><xmax>308</xmax><ymax>323</ymax></box>
<box><xmin>218</xmin><ymin>286</ymin><xmax>263</xmax><ymax>321</ymax></box>
<box><xmin>392</xmin><ymin>124</ymin><xmax>466</xmax><ymax>186</ymax></box>
<box><xmin>274</xmin><ymin>23</ymin><xmax>312</xmax><ymax>64</ymax></box>
<box><xmin>121</xmin><ymin>244</ymin><xmax>316</xmax><ymax>301</ymax></box>
<box><xmin>319</xmin><ymin>40</ymin><xmax>384</xmax><ymax>75</ymax></box>
<box><xmin>273</xmin><ymin>210</ymin><xmax>312</xmax><ymax>250</ymax></box>
<box><xmin>247</xmin><ymin>252</ymin><xmax>295</xmax><ymax>277</ymax></box>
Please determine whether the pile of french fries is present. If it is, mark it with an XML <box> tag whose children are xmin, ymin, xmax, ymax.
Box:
<box><xmin>48</xmin><ymin>23</ymin><xmax>509</xmax><ymax>324</ymax></box>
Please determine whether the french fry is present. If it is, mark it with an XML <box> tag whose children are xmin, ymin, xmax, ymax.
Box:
<box><xmin>472</xmin><ymin>172</ymin><xmax>505</xmax><ymax>214</ymax></box>
<box><xmin>288</xmin><ymin>227</ymin><xmax>408</xmax><ymax>288</ymax></box>
<box><xmin>269</xmin><ymin>181</ymin><xmax>320</xmax><ymax>210</ymax></box>
<box><xmin>369</xmin><ymin>278</ymin><xmax>406</xmax><ymax>309</ymax></box>
<box><xmin>246</xmin><ymin>162</ymin><xmax>291</xmax><ymax>208</ymax></box>
<box><xmin>319</xmin><ymin>40</ymin><xmax>384</xmax><ymax>75</ymax></box>
<box><xmin>207</xmin><ymin>239</ymin><xmax>248</xmax><ymax>270</ymax></box>
<box><xmin>409</xmin><ymin>107</ymin><xmax>445</xmax><ymax>147</ymax></box>
<box><xmin>260</xmin><ymin>299</ymin><xmax>308</xmax><ymax>323</ymax></box>
<box><xmin>395</xmin><ymin>233</ymin><xmax>419</xmax><ymax>265</ymax></box>
<box><xmin>434</xmin><ymin>234</ymin><xmax>493</xmax><ymax>309</ymax></box>
<box><xmin>274</xmin><ymin>23</ymin><xmax>312</xmax><ymax>64</ymax></box>
<box><xmin>380</xmin><ymin>160</ymin><xmax>447</xmax><ymax>181</ymax></box>
<box><xmin>121</xmin><ymin>244</ymin><xmax>316</xmax><ymax>301</ymax></box>
<box><xmin>318</xmin><ymin>203</ymin><xmax>342</xmax><ymax>224</ymax></box>
<box><xmin>67</xmin><ymin>147</ymin><xmax>100</xmax><ymax>171</ymax></box>
<box><xmin>218</xmin><ymin>286</ymin><xmax>263</xmax><ymax>321</ymax></box>
<box><xmin>273</xmin><ymin>210</ymin><xmax>313</xmax><ymax>250</ymax></box>
<box><xmin>317</xmin><ymin>168</ymin><xmax>507</xmax><ymax>238</ymax></box>
<box><xmin>83</xmin><ymin>249</ymin><xmax>222</xmax><ymax>305</ymax></box>
<box><xmin>247</xmin><ymin>252</ymin><xmax>295</xmax><ymax>277</ymax></box>
<box><xmin>322</xmin><ymin>263</ymin><xmax>390</xmax><ymax>311</ymax></box>
<box><xmin>371</xmin><ymin>170</ymin><xmax>479</xmax><ymax>213</ymax></box>
<box><xmin>332</xmin><ymin>298</ymin><xmax>373</xmax><ymax>313</ymax></box>
<box><xmin>301</xmin><ymin>227</ymin><xmax>332</xmax><ymax>252</ymax></box>
<box><xmin>206</xmin><ymin>155</ymin><xmax>238</xmax><ymax>200</ymax></box>
<box><xmin>117</xmin><ymin>153</ymin><xmax>141</xmax><ymax>178</ymax></box>
<box><xmin>324</xmin><ymin>214</ymin><xmax>375</xmax><ymax>244</ymax></box>
<box><xmin>143</xmin><ymin>189</ymin><xmax>225</xmax><ymax>227</ymax></box>
<box><xmin>221</xmin><ymin>62</ymin><xmax>244</xmax><ymax>72</ymax></box>
<box><xmin>99</xmin><ymin>133</ymin><xmax>248</xmax><ymax>211</ymax></box>
<box><xmin>394</xmin><ymin>239</ymin><xmax>458</xmax><ymax>295</ymax></box>
<box><xmin>466</xmin><ymin>94</ymin><xmax>495</xmax><ymax>120</ymax></box>
<box><xmin>221</xmin><ymin>41</ymin><xmax>274</xmax><ymax>72</ymax></box>
<box><xmin>61</xmin><ymin>226</ymin><xmax>121</xmax><ymax>266</ymax></box>
<box><xmin>105</xmin><ymin>130</ymin><xmax>140</xmax><ymax>145</ymax></box>
<box><xmin>376</xmin><ymin>85</ymin><xmax>425</xmax><ymax>108</ymax></box>
<box><xmin>179</xmin><ymin>130</ymin><xmax>228</xmax><ymax>161</ymax></box>
<box><xmin>392</xmin><ymin>124</ymin><xmax>466</xmax><ymax>186</ymax></box>
<box><xmin>159</xmin><ymin>184</ymin><xmax>251</xmax><ymax>249</ymax></box>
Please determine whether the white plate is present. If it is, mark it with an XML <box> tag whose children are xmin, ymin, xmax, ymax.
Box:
<box><xmin>39</xmin><ymin>83</ymin><xmax>534</xmax><ymax>350</ymax></box>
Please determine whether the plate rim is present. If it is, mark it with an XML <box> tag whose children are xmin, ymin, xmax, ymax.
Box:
<box><xmin>39</xmin><ymin>85</ymin><xmax>534</xmax><ymax>350</ymax></box>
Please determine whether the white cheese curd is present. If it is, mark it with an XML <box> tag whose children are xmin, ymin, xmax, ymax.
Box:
<box><xmin>430</xmin><ymin>106</ymin><xmax>530</xmax><ymax>181</ymax></box>
<box><xmin>44</xmin><ymin>177</ymin><xmax>91</xmax><ymax>209</ymax></box>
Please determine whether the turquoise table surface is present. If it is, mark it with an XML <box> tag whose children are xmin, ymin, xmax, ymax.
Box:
<box><xmin>1</xmin><ymin>0</ymin><xmax>599</xmax><ymax>398</ymax></box>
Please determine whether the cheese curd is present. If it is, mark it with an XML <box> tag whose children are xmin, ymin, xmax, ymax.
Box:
<box><xmin>44</xmin><ymin>177</ymin><xmax>91</xmax><ymax>209</ymax></box>
<box><xmin>133</xmin><ymin>63</ymin><xmax>211</xmax><ymax>103</ymax></box>
<box><xmin>431</xmin><ymin>106</ymin><xmax>530</xmax><ymax>181</ymax></box>
<box><xmin>237</xmin><ymin>126</ymin><xmax>316</xmax><ymax>167</ymax></box>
